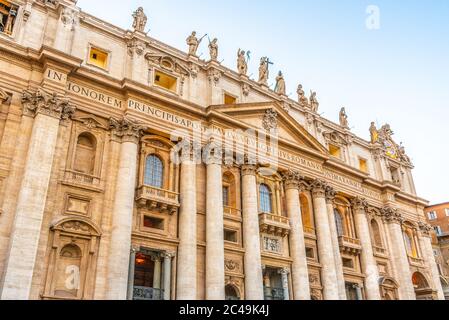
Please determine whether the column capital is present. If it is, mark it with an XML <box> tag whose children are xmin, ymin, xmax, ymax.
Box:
<box><xmin>380</xmin><ymin>206</ymin><xmax>403</xmax><ymax>224</ymax></box>
<box><xmin>351</xmin><ymin>197</ymin><xmax>369</xmax><ymax>212</ymax></box>
<box><xmin>241</xmin><ymin>164</ymin><xmax>257</xmax><ymax>176</ymax></box>
<box><xmin>278</xmin><ymin>267</ymin><xmax>290</xmax><ymax>275</ymax></box>
<box><xmin>22</xmin><ymin>88</ymin><xmax>76</xmax><ymax>120</ymax></box>
<box><xmin>109</xmin><ymin>116</ymin><xmax>144</xmax><ymax>144</ymax></box>
<box><xmin>203</xmin><ymin>141</ymin><xmax>223</xmax><ymax>166</ymax></box>
<box><xmin>325</xmin><ymin>185</ymin><xmax>337</xmax><ymax>204</ymax></box>
<box><xmin>282</xmin><ymin>170</ymin><xmax>302</xmax><ymax>190</ymax></box>
<box><xmin>418</xmin><ymin>222</ymin><xmax>433</xmax><ymax>238</ymax></box>
<box><xmin>162</xmin><ymin>251</ymin><xmax>176</xmax><ymax>259</ymax></box>
<box><xmin>311</xmin><ymin>179</ymin><xmax>328</xmax><ymax>198</ymax></box>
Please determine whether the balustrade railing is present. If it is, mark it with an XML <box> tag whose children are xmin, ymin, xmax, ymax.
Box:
<box><xmin>64</xmin><ymin>170</ymin><xmax>100</xmax><ymax>186</ymax></box>
<box><xmin>133</xmin><ymin>287</ymin><xmax>164</xmax><ymax>301</ymax></box>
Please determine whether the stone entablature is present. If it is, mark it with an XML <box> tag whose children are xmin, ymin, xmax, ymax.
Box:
<box><xmin>0</xmin><ymin>0</ymin><xmax>418</xmax><ymax>197</ymax></box>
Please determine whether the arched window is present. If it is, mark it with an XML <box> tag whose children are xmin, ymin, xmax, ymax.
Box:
<box><xmin>144</xmin><ymin>155</ymin><xmax>164</xmax><ymax>188</ymax></box>
<box><xmin>403</xmin><ymin>230</ymin><xmax>418</xmax><ymax>258</ymax></box>
<box><xmin>222</xmin><ymin>172</ymin><xmax>236</xmax><ymax>208</ymax></box>
<box><xmin>259</xmin><ymin>184</ymin><xmax>273</xmax><ymax>213</ymax></box>
<box><xmin>225</xmin><ymin>285</ymin><xmax>240</xmax><ymax>300</ymax></box>
<box><xmin>370</xmin><ymin>219</ymin><xmax>383</xmax><ymax>247</ymax></box>
<box><xmin>300</xmin><ymin>194</ymin><xmax>314</xmax><ymax>232</ymax></box>
<box><xmin>74</xmin><ymin>133</ymin><xmax>96</xmax><ymax>174</ymax></box>
<box><xmin>54</xmin><ymin>244</ymin><xmax>82</xmax><ymax>298</ymax></box>
<box><xmin>334</xmin><ymin>209</ymin><xmax>345</xmax><ymax>237</ymax></box>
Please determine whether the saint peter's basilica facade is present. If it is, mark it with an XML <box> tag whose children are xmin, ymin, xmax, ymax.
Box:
<box><xmin>0</xmin><ymin>0</ymin><xmax>444</xmax><ymax>300</ymax></box>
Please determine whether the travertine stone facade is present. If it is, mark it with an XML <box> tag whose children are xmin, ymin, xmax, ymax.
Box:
<box><xmin>0</xmin><ymin>0</ymin><xmax>443</xmax><ymax>300</ymax></box>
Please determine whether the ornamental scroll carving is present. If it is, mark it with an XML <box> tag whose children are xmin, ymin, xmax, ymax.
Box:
<box><xmin>22</xmin><ymin>89</ymin><xmax>76</xmax><ymax>120</ymax></box>
<box><xmin>225</xmin><ymin>259</ymin><xmax>241</xmax><ymax>273</ymax></box>
<box><xmin>381</xmin><ymin>206</ymin><xmax>403</xmax><ymax>224</ymax></box>
<box><xmin>262</xmin><ymin>109</ymin><xmax>278</xmax><ymax>132</ymax></box>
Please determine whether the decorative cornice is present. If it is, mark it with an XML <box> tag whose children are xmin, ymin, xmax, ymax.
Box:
<box><xmin>109</xmin><ymin>117</ymin><xmax>144</xmax><ymax>144</ymax></box>
<box><xmin>22</xmin><ymin>88</ymin><xmax>76</xmax><ymax>120</ymax></box>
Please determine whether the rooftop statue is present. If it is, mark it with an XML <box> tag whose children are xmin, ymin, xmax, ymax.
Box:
<box><xmin>275</xmin><ymin>71</ymin><xmax>286</xmax><ymax>95</ymax></box>
<box><xmin>297</xmin><ymin>85</ymin><xmax>309</xmax><ymax>108</ymax></box>
<box><xmin>186</xmin><ymin>31</ymin><xmax>207</xmax><ymax>56</ymax></box>
<box><xmin>237</xmin><ymin>49</ymin><xmax>249</xmax><ymax>75</ymax></box>
<box><xmin>310</xmin><ymin>91</ymin><xmax>319</xmax><ymax>113</ymax></box>
<box><xmin>132</xmin><ymin>7</ymin><xmax>147</xmax><ymax>32</ymax></box>
<box><xmin>339</xmin><ymin>107</ymin><xmax>349</xmax><ymax>129</ymax></box>
<box><xmin>370</xmin><ymin>122</ymin><xmax>379</xmax><ymax>144</ymax></box>
<box><xmin>208</xmin><ymin>38</ymin><xmax>219</xmax><ymax>61</ymax></box>
<box><xmin>258</xmin><ymin>57</ymin><xmax>271</xmax><ymax>85</ymax></box>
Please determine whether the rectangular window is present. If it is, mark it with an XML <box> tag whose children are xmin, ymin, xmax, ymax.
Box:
<box><xmin>224</xmin><ymin>229</ymin><xmax>238</xmax><ymax>243</ymax></box>
<box><xmin>305</xmin><ymin>247</ymin><xmax>315</xmax><ymax>259</ymax></box>
<box><xmin>222</xmin><ymin>186</ymin><xmax>230</xmax><ymax>207</ymax></box>
<box><xmin>224</xmin><ymin>93</ymin><xmax>237</xmax><ymax>105</ymax></box>
<box><xmin>0</xmin><ymin>1</ymin><xmax>18</xmax><ymax>36</ymax></box>
<box><xmin>154</xmin><ymin>70</ymin><xmax>177</xmax><ymax>92</ymax></box>
<box><xmin>329</xmin><ymin>144</ymin><xmax>341</xmax><ymax>158</ymax></box>
<box><xmin>88</xmin><ymin>47</ymin><xmax>109</xmax><ymax>69</ymax></box>
<box><xmin>358</xmin><ymin>158</ymin><xmax>368</xmax><ymax>173</ymax></box>
<box><xmin>428</xmin><ymin>211</ymin><xmax>437</xmax><ymax>220</ymax></box>
<box><xmin>434</xmin><ymin>226</ymin><xmax>442</xmax><ymax>236</ymax></box>
<box><xmin>143</xmin><ymin>216</ymin><xmax>164</xmax><ymax>230</ymax></box>
<box><xmin>342</xmin><ymin>258</ymin><xmax>354</xmax><ymax>269</ymax></box>
<box><xmin>446</xmin><ymin>208</ymin><xmax>449</xmax><ymax>217</ymax></box>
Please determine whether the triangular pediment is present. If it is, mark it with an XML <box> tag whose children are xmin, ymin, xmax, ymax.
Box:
<box><xmin>208</xmin><ymin>102</ymin><xmax>329</xmax><ymax>156</ymax></box>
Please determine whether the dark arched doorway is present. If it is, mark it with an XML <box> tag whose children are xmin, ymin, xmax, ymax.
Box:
<box><xmin>225</xmin><ymin>285</ymin><xmax>240</xmax><ymax>300</ymax></box>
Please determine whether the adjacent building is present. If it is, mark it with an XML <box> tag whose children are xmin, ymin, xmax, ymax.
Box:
<box><xmin>425</xmin><ymin>202</ymin><xmax>449</xmax><ymax>299</ymax></box>
<box><xmin>0</xmin><ymin>0</ymin><xmax>444</xmax><ymax>300</ymax></box>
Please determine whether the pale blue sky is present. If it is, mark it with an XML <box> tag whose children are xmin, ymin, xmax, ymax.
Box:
<box><xmin>77</xmin><ymin>0</ymin><xmax>449</xmax><ymax>204</ymax></box>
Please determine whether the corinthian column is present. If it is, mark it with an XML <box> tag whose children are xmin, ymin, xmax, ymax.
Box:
<box><xmin>325</xmin><ymin>186</ymin><xmax>347</xmax><ymax>300</ymax></box>
<box><xmin>351</xmin><ymin>198</ymin><xmax>381</xmax><ymax>300</ymax></box>
<box><xmin>105</xmin><ymin>117</ymin><xmax>143</xmax><ymax>300</ymax></box>
<box><xmin>418</xmin><ymin>223</ymin><xmax>445</xmax><ymax>300</ymax></box>
<box><xmin>381</xmin><ymin>207</ymin><xmax>415</xmax><ymax>300</ymax></box>
<box><xmin>311</xmin><ymin>180</ymin><xmax>339</xmax><ymax>300</ymax></box>
<box><xmin>241</xmin><ymin>164</ymin><xmax>264</xmax><ymax>300</ymax></box>
<box><xmin>1</xmin><ymin>89</ymin><xmax>75</xmax><ymax>300</ymax></box>
<box><xmin>283</xmin><ymin>171</ymin><xmax>310</xmax><ymax>300</ymax></box>
<box><xmin>205</xmin><ymin>146</ymin><xmax>225</xmax><ymax>300</ymax></box>
<box><xmin>176</xmin><ymin>144</ymin><xmax>198</xmax><ymax>300</ymax></box>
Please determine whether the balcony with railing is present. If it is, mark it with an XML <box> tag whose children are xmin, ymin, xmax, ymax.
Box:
<box><xmin>133</xmin><ymin>287</ymin><xmax>164</xmax><ymax>300</ymax></box>
<box><xmin>303</xmin><ymin>226</ymin><xmax>316</xmax><ymax>237</ymax></box>
<box><xmin>263</xmin><ymin>287</ymin><xmax>285</xmax><ymax>300</ymax></box>
<box><xmin>259</xmin><ymin>213</ymin><xmax>291</xmax><ymax>237</ymax></box>
<box><xmin>338</xmin><ymin>236</ymin><xmax>362</xmax><ymax>255</ymax></box>
<box><xmin>224</xmin><ymin>206</ymin><xmax>242</xmax><ymax>221</ymax></box>
<box><xmin>136</xmin><ymin>185</ymin><xmax>180</xmax><ymax>215</ymax></box>
<box><xmin>63</xmin><ymin>170</ymin><xmax>101</xmax><ymax>190</ymax></box>
<box><xmin>408</xmin><ymin>255</ymin><xmax>425</xmax><ymax>266</ymax></box>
